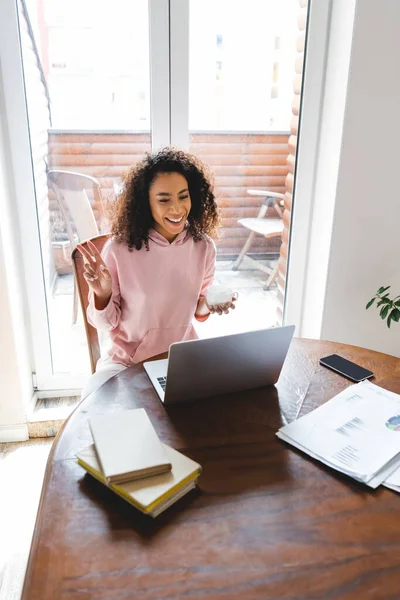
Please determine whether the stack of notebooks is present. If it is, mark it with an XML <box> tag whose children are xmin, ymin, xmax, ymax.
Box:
<box><xmin>76</xmin><ymin>408</ymin><xmax>201</xmax><ymax>517</ymax></box>
<box><xmin>276</xmin><ymin>380</ymin><xmax>400</xmax><ymax>492</ymax></box>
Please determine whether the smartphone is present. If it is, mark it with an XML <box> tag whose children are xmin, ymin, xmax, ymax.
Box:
<box><xmin>319</xmin><ymin>354</ymin><xmax>374</xmax><ymax>382</ymax></box>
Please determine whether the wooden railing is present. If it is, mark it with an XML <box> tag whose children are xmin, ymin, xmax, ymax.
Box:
<box><xmin>48</xmin><ymin>131</ymin><xmax>289</xmax><ymax>257</ymax></box>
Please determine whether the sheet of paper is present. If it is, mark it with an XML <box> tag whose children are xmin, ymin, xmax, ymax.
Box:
<box><xmin>277</xmin><ymin>381</ymin><xmax>400</xmax><ymax>482</ymax></box>
<box><xmin>277</xmin><ymin>430</ymin><xmax>400</xmax><ymax>488</ymax></box>
<box><xmin>383</xmin><ymin>462</ymin><xmax>400</xmax><ymax>489</ymax></box>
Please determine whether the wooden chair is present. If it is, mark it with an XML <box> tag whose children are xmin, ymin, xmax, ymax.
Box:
<box><xmin>71</xmin><ymin>234</ymin><xmax>111</xmax><ymax>374</ymax></box>
<box><xmin>48</xmin><ymin>169</ymin><xmax>106</xmax><ymax>324</ymax></box>
<box><xmin>232</xmin><ymin>189</ymin><xmax>284</xmax><ymax>290</ymax></box>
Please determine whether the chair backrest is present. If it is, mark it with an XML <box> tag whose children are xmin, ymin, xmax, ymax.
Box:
<box><xmin>48</xmin><ymin>170</ymin><xmax>105</xmax><ymax>244</ymax></box>
<box><xmin>72</xmin><ymin>234</ymin><xmax>111</xmax><ymax>374</ymax></box>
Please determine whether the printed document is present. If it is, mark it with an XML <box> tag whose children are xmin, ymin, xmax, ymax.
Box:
<box><xmin>277</xmin><ymin>381</ymin><xmax>400</xmax><ymax>487</ymax></box>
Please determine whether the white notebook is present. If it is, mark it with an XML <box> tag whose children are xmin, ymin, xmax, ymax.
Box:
<box><xmin>77</xmin><ymin>443</ymin><xmax>201</xmax><ymax>517</ymax></box>
<box><xmin>89</xmin><ymin>408</ymin><xmax>172</xmax><ymax>484</ymax></box>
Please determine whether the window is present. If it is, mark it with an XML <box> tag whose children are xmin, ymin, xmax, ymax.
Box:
<box><xmin>189</xmin><ymin>0</ymin><xmax>297</xmax><ymax>131</ymax></box>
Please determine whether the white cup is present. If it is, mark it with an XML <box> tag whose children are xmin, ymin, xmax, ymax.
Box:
<box><xmin>206</xmin><ymin>284</ymin><xmax>238</xmax><ymax>306</ymax></box>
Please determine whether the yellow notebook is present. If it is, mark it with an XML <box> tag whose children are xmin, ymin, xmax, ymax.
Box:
<box><xmin>77</xmin><ymin>443</ymin><xmax>201</xmax><ymax>518</ymax></box>
<box><xmin>89</xmin><ymin>408</ymin><xmax>172</xmax><ymax>484</ymax></box>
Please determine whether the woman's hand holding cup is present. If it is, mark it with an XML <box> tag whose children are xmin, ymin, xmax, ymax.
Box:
<box><xmin>205</xmin><ymin>285</ymin><xmax>238</xmax><ymax>315</ymax></box>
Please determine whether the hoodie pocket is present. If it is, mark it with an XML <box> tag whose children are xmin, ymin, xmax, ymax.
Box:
<box><xmin>131</xmin><ymin>326</ymin><xmax>192</xmax><ymax>364</ymax></box>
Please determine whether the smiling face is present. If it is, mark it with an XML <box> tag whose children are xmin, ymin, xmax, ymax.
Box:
<box><xmin>149</xmin><ymin>172</ymin><xmax>192</xmax><ymax>242</ymax></box>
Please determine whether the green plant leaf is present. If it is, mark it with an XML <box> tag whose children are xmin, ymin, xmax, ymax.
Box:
<box><xmin>390</xmin><ymin>308</ymin><xmax>400</xmax><ymax>323</ymax></box>
<box><xmin>366</xmin><ymin>298</ymin><xmax>375</xmax><ymax>309</ymax></box>
<box><xmin>387</xmin><ymin>315</ymin><xmax>392</xmax><ymax>328</ymax></box>
<box><xmin>377</xmin><ymin>298</ymin><xmax>392</xmax><ymax>307</ymax></box>
<box><xmin>395</xmin><ymin>299</ymin><xmax>400</xmax><ymax>307</ymax></box>
<box><xmin>377</xmin><ymin>286</ymin><xmax>391</xmax><ymax>294</ymax></box>
<box><xmin>380</xmin><ymin>305</ymin><xmax>390</xmax><ymax>319</ymax></box>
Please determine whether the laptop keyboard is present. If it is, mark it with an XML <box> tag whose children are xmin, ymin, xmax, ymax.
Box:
<box><xmin>157</xmin><ymin>376</ymin><xmax>167</xmax><ymax>391</ymax></box>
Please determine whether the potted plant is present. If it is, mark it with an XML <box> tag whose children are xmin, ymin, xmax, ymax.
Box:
<box><xmin>366</xmin><ymin>286</ymin><xmax>400</xmax><ymax>328</ymax></box>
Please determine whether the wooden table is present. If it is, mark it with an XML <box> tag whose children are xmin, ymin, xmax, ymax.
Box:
<box><xmin>22</xmin><ymin>339</ymin><xmax>400</xmax><ymax>599</ymax></box>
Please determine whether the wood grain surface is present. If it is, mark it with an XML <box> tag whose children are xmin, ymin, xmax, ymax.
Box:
<box><xmin>22</xmin><ymin>339</ymin><xmax>400</xmax><ymax>600</ymax></box>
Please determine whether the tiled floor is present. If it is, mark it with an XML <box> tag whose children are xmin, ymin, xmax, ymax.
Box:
<box><xmin>0</xmin><ymin>439</ymin><xmax>54</xmax><ymax>600</ymax></box>
<box><xmin>48</xmin><ymin>256</ymin><xmax>280</xmax><ymax>376</ymax></box>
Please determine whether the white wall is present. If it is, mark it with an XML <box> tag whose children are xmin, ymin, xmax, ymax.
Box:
<box><xmin>0</xmin><ymin>233</ymin><xmax>28</xmax><ymax>436</ymax></box>
<box><xmin>290</xmin><ymin>0</ymin><xmax>400</xmax><ymax>358</ymax></box>
<box><xmin>0</xmin><ymin>73</ymin><xmax>32</xmax><ymax>441</ymax></box>
<box><xmin>321</xmin><ymin>0</ymin><xmax>400</xmax><ymax>356</ymax></box>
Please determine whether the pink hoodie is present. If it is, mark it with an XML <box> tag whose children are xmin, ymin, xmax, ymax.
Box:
<box><xmin>87</xmin><ymin>228</ymin><xmax>216</xmax><ymax>366</ymax></box>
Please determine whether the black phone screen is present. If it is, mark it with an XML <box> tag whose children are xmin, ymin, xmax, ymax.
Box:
<box><xmin>319</xmin><ymin>354</ymin><xmax>374</xmax><ymax>382</ymax></box>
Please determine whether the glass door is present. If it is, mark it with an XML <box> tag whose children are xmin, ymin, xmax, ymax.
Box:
<box><xmin>2</xmin><ymin>0</ymin><xmax>309</xmax><ymax>392</ymax></box>
<box><xmin>188</xmin><ymin>0</ymin><xmax>299</xmax><ymax>339</ymax></box>
<box><xmin>15</xmin><ymin>0</ymin><xmax>154</xmax><ymax>388</ymax></box>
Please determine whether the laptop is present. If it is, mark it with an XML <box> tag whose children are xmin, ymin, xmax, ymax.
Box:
<box><xmin>143</xmin><ymin>325</ymin><xmax>295</xmax><ymax>405</ymax></box>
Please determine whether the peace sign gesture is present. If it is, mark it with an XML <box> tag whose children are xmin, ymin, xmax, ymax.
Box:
<box><xmin>76</xmin><ymin>240</ymin><xmax>112</xmax><ymax>306</ymax></box>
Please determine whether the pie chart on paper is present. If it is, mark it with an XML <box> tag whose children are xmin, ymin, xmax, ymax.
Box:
<box><xmin>386</xmin><ymin>415</ymin><xmax>400</xmax><ymax>431</ymax></box>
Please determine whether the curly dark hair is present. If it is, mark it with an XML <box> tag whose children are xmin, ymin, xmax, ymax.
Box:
<box><xmin>110</xmin><ymin>147</ymin><xmax>221</xmax><ymax>250</ymax></box>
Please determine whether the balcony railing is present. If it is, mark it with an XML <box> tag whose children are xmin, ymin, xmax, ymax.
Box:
<box><xmin>48</xmin><ymin>131</ymin><xmax>289</xmax><ymax>265</ymax></box>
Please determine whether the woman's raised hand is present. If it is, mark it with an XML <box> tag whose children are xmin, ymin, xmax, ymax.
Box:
<box><xmin>76</xmin><ymin>240</ymin><xmax>112</xmax><ymax>304</ymax></box>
